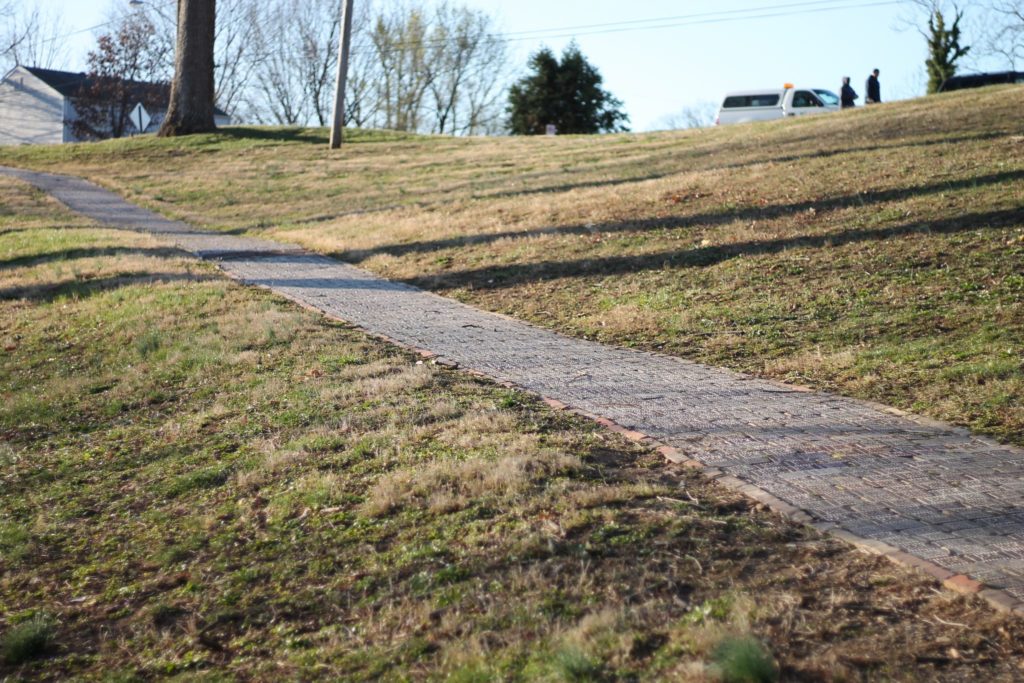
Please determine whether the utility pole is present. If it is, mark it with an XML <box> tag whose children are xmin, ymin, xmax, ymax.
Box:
<box><xmin>329</xmin><ymin>0</ymin><xmax>355</xmax><ymax>149</ymax></box>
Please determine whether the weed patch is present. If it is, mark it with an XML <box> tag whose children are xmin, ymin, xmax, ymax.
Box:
<box><xmin>1</xmin><ymin>615</ymin><xmax>55</xmax><ymax>665</ymax></box>
<box><xmin>711</xmin><ymin>636</ymin><xmax>779</xmax><ymax>683</ymax></box>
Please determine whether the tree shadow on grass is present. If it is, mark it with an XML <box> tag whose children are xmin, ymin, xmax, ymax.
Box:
<box><xmin>0</xmin><ymin>225</ymin><xmax>90</xmax><ymax>238</ymax></box>
<box><xmin>216</xmin><ymin>126</ymin><xmax>328</xmax><ymax>144</ymax></box>
<box><xmin>711</xmin><ymin>131</ymin><xmax>1007</xmax><ymax>173</ymax></box>
<box><xmin>0</xmin><ymin>273</ymin><xmax>219</xmax><ymax>303</ymax></box>
<box><xmin>336</xmin><ymin>168</ymin><xmax>1024</xmax><ymax>264</ymax></box>
<box><xmin>222</xmin><ymin>130</ymin><xmax>1011</xmax><ymax>236</ymax></box>
<box><xmin>216</xmin><ymin>126</ymin><xmax>418</xmax><ymax>146</ymax></box>
<box><xmin>0</xmin><ymin>246</ymin><xmax>193</xmax><ymax>271</ymax></box>
<box><xmin>400</xmin><ymin>207</ymin><xmax>1022</xmax><ymax>291</ymax></box>
<box><xmin>464</xmin><ymin>131</ymin><xmax>1010</xmax><ymax>204</ymax></box>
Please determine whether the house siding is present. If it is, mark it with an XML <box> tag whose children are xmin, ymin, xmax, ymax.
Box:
<box><xmin>1</xmin><ymin>66</ymin><xmax>234</xmax><ymax>145</ymax></box>
<box><xmin>64</xmin><ymin>98</ymin><xmax>81</xmax><ymax>143</ymax></box>
<box><xmin>0</xmin><ymin>66</ymin><xmax>66</xmax><ymax>145</ymax></box>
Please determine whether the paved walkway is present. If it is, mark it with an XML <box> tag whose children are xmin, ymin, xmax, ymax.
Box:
<box><xmin>5</xmin><ymin>166</ymin><xmax>1024</xmax><ymax>613</ymax></box>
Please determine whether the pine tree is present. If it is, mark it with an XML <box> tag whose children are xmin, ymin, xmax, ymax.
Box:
<box><xmin>926</xmin><ymin>8</ymin><xmax>970</xmax><ymax>94</ymax></box>
<box><xmin>507</xmin><ymin>44</ymin><xmax>628</xmax><ymax>135</ymax></box>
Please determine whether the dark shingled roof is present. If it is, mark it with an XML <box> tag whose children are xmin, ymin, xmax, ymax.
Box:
<box><xmin>24</xmin><ymin>66</ymin><xmax>230</xmax><ymax>117</ymax></box>
<box><xmin>938</xmin><ymin>70</ymin><xmax>1024</xmax><ymax>92</ymax></box>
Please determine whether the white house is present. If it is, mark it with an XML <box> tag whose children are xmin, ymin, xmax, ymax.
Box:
<box><xmin>0</xmin><ymin>65</ymin><xmax>231</xmax><ymax>145</ymax></box>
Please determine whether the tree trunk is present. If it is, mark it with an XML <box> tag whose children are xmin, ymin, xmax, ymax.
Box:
<box><xmin>158</xmin><ymin>0</ymin><xmax>217</xmax><ymax>136</ymax></box>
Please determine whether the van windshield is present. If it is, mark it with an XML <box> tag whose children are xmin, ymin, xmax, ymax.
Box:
<box><xmin>722</xmin><ymin>94</ymin><xmax>781</xmax><ymax>108</ymax></box>
<box><xmin>813</xmin><ymin>89</ymin><xmax>840</xmax><ymax>106</ymax></box>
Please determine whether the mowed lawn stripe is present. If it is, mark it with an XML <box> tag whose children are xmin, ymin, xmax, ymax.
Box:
<box><xmin>2</xmin><ymin>86</ymin><xmax>1021</xmax><ymax>450</ymax></box>
<box><xmin>3</xmin><ymin>176</ymin><xmax>1024</xmax><ymax>680</ymax></box>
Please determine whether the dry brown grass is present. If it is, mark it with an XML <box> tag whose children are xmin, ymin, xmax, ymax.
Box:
<box><xmin>362</xmin><ymin>447</ymin><xmax>582</xmax><ymax>517</ymax></box>
<box><xmin>4</xmin><ymin>102</ymin><xmax>1024</xmax><ymax>680</ymax></box>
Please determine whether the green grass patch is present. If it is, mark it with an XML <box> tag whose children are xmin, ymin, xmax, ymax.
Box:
<box><xmin>2</xmin><ymin>86</ymin><xmax>1021</xmax><ymax>446</ymax></box>
<box><xmin>1</xmin><ymin>615</ymin><xmax>55</xmax><ymax>665</ymax></box>
<box><xmin>711</xmin><ymin>636</ymin><xmax>779</xmax><ymax>683</ymax></box>
<box><xmin>2</xmin><ymin>118</ymin><xmax>1024</xmax><ymax>680</ymax></box>
<box><xmin>551</xmin><ymin>646</ymin><xmax>606</xmax><ymax>682</ymax></box>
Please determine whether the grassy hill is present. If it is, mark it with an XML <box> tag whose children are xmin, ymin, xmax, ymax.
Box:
<box><xmin>3</xmin><ymin>172</ymin><xmax>1024</xmax><ymax>681</ymax></box>
<box><xmin>1</xmin><ymin>87</ymin><xmax>1023</xmax><ymax>679</ymax></box>
<box><xmin>2</xmin><ymin>86</ymin><xmax>1022</xmax><ymax>448</ymax></box>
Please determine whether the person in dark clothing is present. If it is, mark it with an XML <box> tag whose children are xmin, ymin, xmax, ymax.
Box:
<box><xmin>840</xmin><ymin>76</ymin><xmax>858</xmax><ymax>108</ymax></box>
<box><xmin>866</xmin><ymin>68</ymin><xmax>881</xmax><ymax>103</ymax></box>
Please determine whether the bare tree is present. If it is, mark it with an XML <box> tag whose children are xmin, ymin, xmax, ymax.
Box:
<box><xmin>107</xmin><ymin>5</ymin><xmax>174</xmax><ymax>80</ymax></box>
<box><xmin>244</xmin><ymin>0</ymin><xmax>351</xmax><ymax>126</ymax></box>
<box><xmin>371</xmin><ymin>5</ymin><xmax>432</xmax><ymax>131</ymax></box>
<box><xmin>124</xmin><ymin>0</ymin><xmax>258</xmax><ymax>121</ymax></box>
<box><xmin>656</xmin><ymin>101</ymin><xmax>719</xmax><ymax>130</ymax></box>
<box><xmin>983</xmin><ymin>0</ymin><xmax>1024</xmax><ymax>67</ymax></box>
<box><xmin>244</xmin><ymin>0</ymin><xmax>369</xmax><ymax>129</ymax></box>
<box><xmin>2</xmin><ymin>5</ymin><xmax>71</xmax><ymax>71</ymax></box>
<box><xmin>72</xmin><ymin>13</ymin><xmax>166</xmax><ymax>140</ymax></box>
<box><xmin>233</xmin><ymin>0</ymin><xmax>507</xmax><ymax>133</ymax></box>
<box><xmin>457</xmin><ymin>39</ymin><xmax>512</xmax><ymax>135</ymax></box>
<box><xmin>1</xmin><ymin>1</ymin><xmax>23</xmax><ymax>66</ymax></box>
<box><xmin>424</xmin><ymin>2</ymin><xmax>508</xmax><ymax>135</ymax></box>
<box><xmin>362</xmin><ymin>1</ymin><xmax>509</xmax><ymax>134</ymax></box>
<box><xmin>248</xmin><ymin>1</ymin><xmax>310</xmax><ymax>125</ymax></box>
<box><xmin>212</xmin><ymin>0</ymin><xmax>263</xmax><ymax>117</ymax></box>
<box><xmin>159</xmin><ymin>0</ymin><xmax>217</xmax><ymax>136</ymax></box>
<box><xmin>292</xmin><ymin>0</ymin><xmax>346</xmax><ymax>126</ymax></box>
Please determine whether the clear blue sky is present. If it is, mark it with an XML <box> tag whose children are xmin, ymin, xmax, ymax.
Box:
<box><xmin>32</xmin><ymin>0</ymin><xmax>1003</xmax><ymax>131</ymax></box>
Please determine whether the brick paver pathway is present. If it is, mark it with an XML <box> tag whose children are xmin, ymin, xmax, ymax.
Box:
<box><xmin>6</xmin><ymin>166</ymin><xmax>1024</xmax><ymax>612</ymax></box>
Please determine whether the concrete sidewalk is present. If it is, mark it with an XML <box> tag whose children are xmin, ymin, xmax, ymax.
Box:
<box><xmin>5</xmin><ymin>165</ymin><xmax>1023</xmax><ymax>615</ymax></box>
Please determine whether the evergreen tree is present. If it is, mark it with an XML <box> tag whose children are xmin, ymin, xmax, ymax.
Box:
<box><xmin>926</xmin><ymin>8</ymin><xmax>970</xmax><ymax>93</ymax></box>
<box><xmin>507</xmin><ymin>44</ymin><xmax>628</xmax><ymax>135</ymax></box>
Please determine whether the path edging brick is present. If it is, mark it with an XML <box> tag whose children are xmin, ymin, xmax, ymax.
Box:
<box><xmin>236</xmin><ymin>274</ymin><xmax>1024</xmax><ymax>617</ymax></box>
<box><xmin>503</xmin><ymin>388</ymin><xmax>1024</xmax><ymax>617</ymax></box>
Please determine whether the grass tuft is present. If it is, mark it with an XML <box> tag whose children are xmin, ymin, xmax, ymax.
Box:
<box><xmin>1</xmin><ymin>615</ymin><xmax>55</xmax><ymax>665</ymax></box>
<box><xmin>134</xmin><ymin>329</ymin><xmax>162</xmax><ymax>358</ymax></box>
<box><xmin>710</xmin><ymin>635</ymin><xmax>779</xmax><ymax>683</ymax></box>
<box><xmin>552</xmin><ymin>646</ymin><xmax>606</xmax><ymax>682</ymax></box>
<box><xmin>163</xmin><ymin>465</ymin><xmax>232</xmax><ymax>498</ymax></box>
<box><xmin>0</xmin><ymin>521</ymin><xmax>31</xmax><ymax>563</ymax></box>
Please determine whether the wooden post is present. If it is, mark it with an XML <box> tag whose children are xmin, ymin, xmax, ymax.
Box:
<box><xmin>329</xmin><ymin>0</ymin><xmax>355</xmax><ymax>149</ymax></box>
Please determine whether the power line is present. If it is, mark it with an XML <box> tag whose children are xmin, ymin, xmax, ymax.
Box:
<box><xmin>492</xmin><ymin>0</ymin><xmax>896</xmax><ymax>39</ymax></box>
<box><xmin>31</xmin><ymin>0</ymin><xmax>901</xmax><ymax>54</ymax></box>
<box><xmin>0</xmin><ymin>0</ymin><xmax>903</xmax><ymax>107</ymax></box>
<box><xmin>345</xmin><ymin>0</ymin><xmax>904</xmax><ymax>56</ymax></box>
<box><xmin>523</xmin><ymin>0</ymin><xmax>905</xmax><ymax>41</ymax></box>
<box><xmin>32</xmin><ymin>0</ymin><xmax>177</xmax><ymax>45</ymax></box>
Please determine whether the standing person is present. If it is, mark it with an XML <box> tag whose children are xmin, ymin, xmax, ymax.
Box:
<box><xmin>840</xmin><ymin>76</ymin><xmax>858</xmax><ymax>109</ymax></box>
<box><xmin>866</xmin><ymin>69</ymin><xmax>881</xmax><ymax>104</ymax></box>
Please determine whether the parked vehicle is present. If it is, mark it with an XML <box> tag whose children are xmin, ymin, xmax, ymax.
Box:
<box><xmin>715</xmin><ymin>85</ymin><xmax>840</xmax><ymax>125</ymax></box>
<box><xmin>939</xmin><ymin>71</ymin><xmax>1024</xmax><ymax>92</ymax></box>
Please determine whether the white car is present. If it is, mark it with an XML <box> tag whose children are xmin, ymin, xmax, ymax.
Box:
<box><xmin>715</xmin><ymin>86</ymin><xmax>840</xmax><ymax>125</ymax></box>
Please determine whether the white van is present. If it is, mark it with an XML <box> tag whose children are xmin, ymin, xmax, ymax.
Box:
<box><xmin>715</xmin><ymin>86</ymin><xmax>840</xmax><ymax>125</ymax></box>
